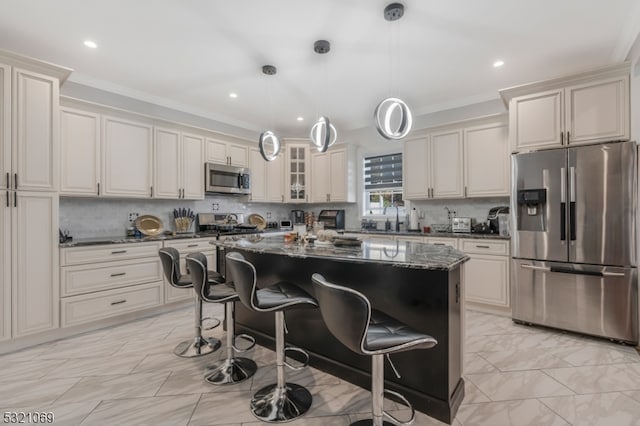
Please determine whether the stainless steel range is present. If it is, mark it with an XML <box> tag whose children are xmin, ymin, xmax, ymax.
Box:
<box><xmin>196</xmin><ymin>213</ymin><xmax>261</xmax><ymax>236</ymax></box>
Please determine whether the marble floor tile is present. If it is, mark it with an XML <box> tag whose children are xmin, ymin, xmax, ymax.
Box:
<box><xmin>456</xmin><ymin>399</ymin><xmax>570</xmax><ymax>426</ymax></box>
<box><xmin>188</xmin><ymin>390</ymin><xmax>258</xmax><ymax>425</ymax></box>
<box><xmin>465</xmin><ymin>332</ymin><xmax>583</xmax><ymax>354</ymax></box>
<box><xmin>464</xmin><ymin>353</ymin><xmax>499</xmax><ymax>374</ymax></box>
<box><xmin>462</xmin><ymin>380</ymin><xmax>491</xmax><ymax>404</ymax></box>
<box><xmin>156</xmin><ymin>368</ymin><xmax>253</xmax><ymax>396</ymax></box>
<box><xmin>466</xmin><ymin>370</ymin><xmax>574</xmax><ymax>401</ymax></box>
<box><xmin>45</xmin><ymin>353</ymin><xmax>147</xmax><ymax>379</ymax></box>
<box><xmin>251</xmin><ymin>364</ymin><xmax>342</xmax><ymax>390</ymax></box>
<box><xmin>35</xmin><ymin>338</ymin><xmax>125</xmax><ymax>360</ymax></box>
<box><xmin>131</xmin><ymin>351</ymin><xmax>222</xmax><ymax>375</ymax></box>
<box><xmin>244</xmin><ymin>415</ymin><xmax>352</xmax><ymax>426</ymax></box>
<box><xmin>478</xmin><ymin>348</ymin><xmax>572</xmax><ymax>372</ymax></box>
<box><xmin>80</xmin><ymin>394</ymin><xmax>200</xmax><ymax>426</ymax></box>
<box><xmin>305</xmin><ymin>382</ymin><xmax>375</xmax><ymax>417</ymax></box>
<box><xmin>540</xmin><ymin>392</ymin><xmax>640</xmax><ymax>426</ymax></box>
<box><xmin>0</xmin><ymin>401</ymin><xmax>100</xmax><ymax>426</ymax></box>
<box><xmin>0</xmin><ymin>377</ymin><xmax>81</xmax><ymax>407</ymax></box>
<box><xmin>551</xmin><ymin>343</ymin><xmax>640</xmax><ymax>366</ymax></box>
<box><xmin>54</xmin><ymin>372</ymin><xmax>171</xmax><ymax>404</ymax></box>
<box><xmin>544</xmin><ymin>363</ymin><xmax>640</xmax><ymax>394</ymax></box>
<box><xmin>0</xmin><ymin>358</ymin><xmax>67</xmax><ymax>382</ymax></box>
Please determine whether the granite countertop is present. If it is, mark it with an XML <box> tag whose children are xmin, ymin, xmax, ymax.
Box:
<box><xmin>212</xmin><ymin>234</ymin><xmax>469</xmax><ymax>271</ymax></box>
<box><xmin>58</xmin><ymin>232</ymin><xmax>206</xmax><ymax>247</ymax></box>
<box><xmin>343</xmin><ymin>229</ymin><xmax>510</xmax><ymax>240</ymax></box>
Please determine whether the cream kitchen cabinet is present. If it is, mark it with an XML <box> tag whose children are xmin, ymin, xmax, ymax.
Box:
<box><xmin>206</xmin><ymin>137</ymin><xmax>248</xmax><ymax>167</ymax></box>
<box><xmin>162</xmin><ymin>238</ymin><xmax>217</xmax><ymax>303</ymax></box>
<box><xmin>101</xmin><ymin>115</ymin><xmax>153</xmax><ymax>198</ymax></box>
<box><xmin>285</xmin><ymin>143</ymin><xmax>310</xmax><ymax>203</ymax></box>
<box><xmin>403</xmin><ymin>130</ymin><xmax>464</xmax><ymax>200</ymax></box>
<box><xmin>154</xmin><ymin>128</ymin><xmax>204</xmax><ymax>200</ymax></box>
<box><xmin>60</xmin><ymin>107</ymin><xmax>100</xmax><ymax>196</ymax></box>
<box><xmin>60</xmin><ymin>241</ymin><xmax>164</xmax><ymax>327</ymax></box>
<box><xmin>460</xmin><ymin>238</ymin><xmax>510</xmax><ymax>315</ymax></box>
<box><xmin>311</xmin><ymin>147</ymin><xmax>356</xmax><ymax>203</ymax></box>
<box><xmin>0</xmin><ymin>191</ymin><xmax>9</xmax><ymax>341</ymax></box>
<box><xmin>248</xmin><ymin>147</ymin><xmax>267</xmax><ymax>202</ymax></box>
<box><xmin>500</xmin><ymin>63</ymin><xmax>630</xmax><ymax>152</ymax></box>
<box><xmin>266</xmin><ymin>153</ymin><xmax>285</xmax><ymax>203</ymax></box>
<box><xmin>425</xmin><ymin>237</ymin><xmax>458</xmax><ymax>249</ymax></box>
<box><xmin>463</xmin><ymin>121</ymin><xmax>509</xmax><ymax>197</ymax></box>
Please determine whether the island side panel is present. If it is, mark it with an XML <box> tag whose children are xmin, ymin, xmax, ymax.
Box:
<box><xmin>227</xmin><ymin>248</ymin><xmax>463</xmax><ymax>424</ymax></box>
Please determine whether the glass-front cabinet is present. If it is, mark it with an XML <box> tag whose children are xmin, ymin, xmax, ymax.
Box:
<box><xmin>285</xmin><ymin>143</ymin><xmax>309</xmax><ymax>203</ymax></box>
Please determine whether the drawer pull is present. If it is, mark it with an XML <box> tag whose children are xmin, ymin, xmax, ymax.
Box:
<box><xmin>110</xmin><ymin>299</ymin><xmax>127</xmax><ymax>306</ymax></box>
<box><xmin>475</xmin><ymin>245</ymin><xmax>491</xmax><ymax>249</ymax></box>
<box><xmin>111</xmin><ymin>250</ymin><xmax>127</xmax><ymax>254</ymax></box>
<box><xmin>433</xmin><ymin>243</ymin><xmax>445</xmax><ymax>246</ymax></box>
<box><xmin>187</xmin><ymin>244</ymin><xmax>198</xmax><ymax>247</ymax></box>
<box><xmin>110</xmin><ymin>272</ymin><xmax>126</xmax><ymax>277</ymax></box>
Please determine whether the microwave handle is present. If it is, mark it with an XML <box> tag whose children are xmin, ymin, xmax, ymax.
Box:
<box><xmin>237</xmin><ymin>174</ymin><xmax>242</xmax><ymax>189</ymax></box>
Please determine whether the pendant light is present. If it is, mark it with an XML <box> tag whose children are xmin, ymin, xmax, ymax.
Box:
<box><xmin>310</xmin><ymin>40</ymin><xmax>337</xmax><ymax>153</ymax></box>
<box><xmin>258</xmin><ymin>65</ymin><xmax>281</xmax><ymax>161</ymax></box>
<box><xmin>374</xmin><ymin>3</ymin><xmax>413</xmax><ymax>140</ymax></box>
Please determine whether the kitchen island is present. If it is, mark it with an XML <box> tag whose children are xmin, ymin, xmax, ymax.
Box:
<box><xmin>212</xmin><ymin>235</ymin><xmax>468</xmax><ymax>424</ymax></box>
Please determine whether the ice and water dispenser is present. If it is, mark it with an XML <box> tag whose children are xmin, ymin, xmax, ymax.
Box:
<box><xmin>516</xmin><ymin>188</ymin><xmax>547</xmax><ymax>231</ymax></box>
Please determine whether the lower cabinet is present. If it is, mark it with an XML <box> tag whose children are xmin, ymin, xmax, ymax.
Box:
<box><xmin>162</xmin><ymin>238</ymin><xmax>217</xmax><ymax>303</ymax></box>
<box><xmin>460</xmin><ymin>239</ymin><xmax>510</xmax><ymax>314</ymax></box>
<box><xmin>59</xmin><ymin>241</ymin><xmax>164</xmax><ymax>328</ymax></box>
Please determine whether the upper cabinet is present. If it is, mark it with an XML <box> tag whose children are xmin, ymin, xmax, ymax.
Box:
<box><xmin>430</xmin><ymin>129</ymin><xmax>464</xmax><ymax>198</ymax></box>
<box><xmin>206</xmin><ymin>137</ymin><xmax>248</xmax><ymax>167</ymax></box>
<box><xmin>464</xmin><ymin>122</ymin><xmax>509</xmax><ymax>197</ymax></box>
<box><xmin>310</xmin><ymin>146</ymin><xmax>356</xmax><ymax>203</ymax></box>
<box><xmin>500</xmin><ymin>62</ymin><xmax>630</xmax><ymax>152</ymax></box>
<box><xmin>60</xmin><ymin>107</ymin><xmax>100</xmax><ymax>196</ymax></box>
<box><xmin>285</xmin><ymin>142</ymin><xmax>309</xmax><ymax>203</ymax></box>
<box><xmin>248</xmin><ymin>147</ymin><xmax>267</xmax><ymax>202</ymax></box>
<box><xmin>266</xmin><ymin>153</ymin><xmax>285</xmax><ymax>203</ymax></box>
<box><xmin>101</xmin><ymin>115</ymin><xmax>153</xmax><ymax>198</ymax></box>
<box><xmin>154</xmin><ymin>128</ymin><xmax>204</xmax><ymax>200</ymax></box>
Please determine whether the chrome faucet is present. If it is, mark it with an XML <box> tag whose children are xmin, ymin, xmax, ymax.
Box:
<box><xmin>394</xmin><ymin>203</ymin><xmax>403</xmax><ymax>232</ymax></box>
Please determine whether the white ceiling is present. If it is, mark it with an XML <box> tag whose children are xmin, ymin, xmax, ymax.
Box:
<box><xmin>1</xmin><ymin>0</ymin><xmax>639</xmax><ymax>139</ymax></box>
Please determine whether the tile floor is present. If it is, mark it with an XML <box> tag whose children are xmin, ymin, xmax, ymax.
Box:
<box><xmin>1</xmin><ymin>306</ymin><xmax>640</xmax><ymax>425</ymax></box>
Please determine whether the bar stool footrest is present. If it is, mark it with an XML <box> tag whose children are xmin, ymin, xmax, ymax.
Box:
<box><xmin>382</xmin><ymin>389</ymin><xmax>415</xmax><ymax>426</ymax></box>
<box><xmin>233</xmin><ymin>333</ymin><xmax>256</xmax><ymax>352</ymax></box>
<box><xmin>283</xmin><ymin>346</ymin><xmax>310</xmax><ymax>370</ymax></box>
<box><xmin>201</xmin><ymin>316</ymin><xmax>221</xmax><ymax>331</ymax></box>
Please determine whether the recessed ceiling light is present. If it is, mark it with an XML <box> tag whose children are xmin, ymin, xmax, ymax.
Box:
<box><xmin>493</xmin><ymin>60</ymin><xmax>505</xmax><ymax>68</ymax></box>
<box><xmin>229</xmin><ymin>93</ymin><xmax>238</xmax><ymax>99</ymax></box>
<box><xmin>83</xmin><ymin>40</ymin><xmax>98</xmax><ymax>49</ymax></box>
<box><xmin>296</xmin><ymin>117</ymin><xmax>304</xmax><ymax>122</ymax></box>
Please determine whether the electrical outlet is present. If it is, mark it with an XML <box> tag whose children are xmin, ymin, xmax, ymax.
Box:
<box><xmin>128</xmin><ymin>212</ymin><xmax>139</xmax><ymax>222</ymax></box>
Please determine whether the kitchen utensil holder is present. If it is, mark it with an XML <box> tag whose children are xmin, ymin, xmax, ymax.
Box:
<box><xmin>175</xmin><ymin>217</ymin><xmax>193</xmax><ymax>233</ymax></box>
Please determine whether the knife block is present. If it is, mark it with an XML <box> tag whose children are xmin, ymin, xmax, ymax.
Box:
<box><xmin>175</xmin><ymin>217</ymin><xmax>193</xmax><ymax>233</ymax></box>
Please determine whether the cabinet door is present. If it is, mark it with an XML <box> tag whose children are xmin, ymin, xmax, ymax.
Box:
<box><xmin>464</xmin><ymin>123</ymin><xmax>509</xmax><ymax>197</ymax></box>
<box><xmin>311</xmin><ymin>152</ymin><xmax>329</xmax><ymax>203</ymax></box>
<box><xmin>12</xmin><ymin>192</ymin><xmax>59</xmax><ymax>337</ymax></box>
<box><xmin>510</xmin><ymin>89</ymin><xmax>563</xmax><ymax>151</ymax></box>
<box><xmin>13</xmin><ymin>68</ymin><xmax>59</xmax><ymax>191</ymax></box>
<box><xmin>266</xmin><ymin>154</ymin><xmax>285</xmax><ymax>203</ymax></box>
<box><xmin>0</xmin><ymin>191</ymin><xmax>9</xmax><ymax>341</ymax></box>
<box><xmin>286</xmin><ymin>144</ymin><xmax>309</xmax><ymax>203</ymax></box>
<box><xmin>431</xmin><ymin>130</ymin><xmax>464</xmax><ymax>198</ymax></box>
<box><xmin>154</xmin><ymin>127</ymin><xmax>180</xmax><ymax>199</ymax></box>
<box><xmin>249</xmin><ymin>148</ymin><xmax>266</xmax><ymax>202</ymax></box>
<box><xmin>181</xmin><ymin>133</ymin><xmax>204</xmax><ymax>200</ymax></box>
<box><xmin>205</xmin><ymin>138</ymin><xmax>228</xmax><ymax>164</ymax></box>
<box><xmin>0</xmin><ymin>64</ymin><xmax>9</xmax><ymax>191</ymax></box>
<box><xmin>102</xmin><ymin>116</ymin><xmax>153</xmax><ymax>198</ymax></box>
<box><xmin>566</xmin><ymin>76</ymin><xmax>629</xmax><ymax>145</ymax></box>
<box><xmin>228</xmin><ymin>143</ymin><xmax>248</xmax><ymax>167</ymax></box>
<box><xmin>60</xmin><ymin>108</ymin><xmax>100</xmax><ymax>196</ymax></box>
<box><xmin>425</xmin><ymin>237</ymin><xmax>458</xmax><ymax>249</ymax></box>
<box><xmin>464</xmin><ymin>254</ymin><xmax>509</xmax><ymax>307</ymax></box>
<box><xmin>329</xmin><ymin>149</ymin><xmax>349</xmax><ymax>202</ymax></box>
<box><xmin>403</xmin><ymin>137</ymin><xmax>430</xmax><ymax>199</ymax></box>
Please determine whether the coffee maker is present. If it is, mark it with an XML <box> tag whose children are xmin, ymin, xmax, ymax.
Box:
<box><xmin>487</xmin><ymin>206</ymin><xmax>509</xmax><ymax>234</ymax></box>
<box><xmin>291</xmin><ymin>210</ymin><xmax>305</xmax><ymax>225</ymax></box>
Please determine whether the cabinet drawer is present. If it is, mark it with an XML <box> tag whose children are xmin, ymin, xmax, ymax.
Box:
<box><xmin>164</xmin><ymin>238</ymin><xmax>217</xmax><ymax>253</ymax></box>
<box><xmin>61</xmin><ymin>281</ymin><xmax>163</xmax><ymax>327</ymax></box>
<box><xmin>61</xmin><ymin>258</ymin><xmax>162</xmax><ymax>297</ymax></box>
<box><xmin>425</xmin><ymin>237</ymin><xmax>458</xmax><ymax>249</ymax></box>
<box><xmin>61</xmin><ymin>242</ymin><xmax>162</xmax><ymax>266</ymax></box>
<box><xmin>461</xmin><ymin>239</ymin><xmax>509</xmax><ymax>255</ymax></box>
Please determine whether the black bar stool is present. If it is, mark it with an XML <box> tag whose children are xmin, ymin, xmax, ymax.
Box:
<box><xmin>311</xmin><ymin>273</ymin><xmax>438</xmax><ymax>426</ymax></box>
<box><xmin>159</xmin><ymin>247</ymin><xmax>222</xmax><ymax>357</ymax></box>
<box><xmin>225</xmin><ymin>251</ymin><xmax>318</xmax><ymax>423</ymax></box>
<box><xmin>185</xmin><ymin>252</ymin><xmax>258</xmax><ymax>385</ymax></box>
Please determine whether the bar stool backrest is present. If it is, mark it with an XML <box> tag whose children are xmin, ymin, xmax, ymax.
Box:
<box><xmin>311</xmin><ymin>273</ymin><xmax>370</xmax><ymax>355</ymax></box>
<box><xmin>185</xmin><ymin>252</ymin><xmax>208</xmax><ymax>300</ymax></box>
<box><xmin>225</xmin><ymin>252</ymin><xmax>259</xmax><ymax>311</ymax></box>
<box><xmin>159</xmin><ymin>247</ymin><xmax>185</xmax><ymax>288</ymax></box>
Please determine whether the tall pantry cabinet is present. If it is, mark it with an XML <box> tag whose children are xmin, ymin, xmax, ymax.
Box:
<box><xmin>0</xmin><ymin>52</ymin><xmax>71</xmax><ymax>341</ymax></box>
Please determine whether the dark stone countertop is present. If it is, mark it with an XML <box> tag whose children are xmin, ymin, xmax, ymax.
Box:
<box><xmin>211</xmin><ymin>234</ymin><xmax>469</xmax><ymax>271</ymax></box>
<box><xmin>58</xmin><ymin>232</ymin><xmax>206</xmax><ymax>248</ymax></box>
<box><xmin>343</xmin><ymin>229</ymin><xmax>510</xmax><ymax>240</ymax></box>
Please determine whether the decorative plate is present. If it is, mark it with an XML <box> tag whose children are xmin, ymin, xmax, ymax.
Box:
<box><xmin>248</xmin><ymin>213</ymin><xmax>267</xmax><ymax>231</ymax></box>
<box><xmin>135</xmin><ymin>215</ymin><xmax>164</xmax><ymax>236</ymax></box>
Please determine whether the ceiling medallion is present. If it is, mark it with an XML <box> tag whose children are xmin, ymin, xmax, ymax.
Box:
<box><xmin>258</xmin><ymin>130</ymin><xmax>281</xmax><ymax>161</ymax></box>
<box><xmin>310</xmin><ymin>116</ymin><xmax>337</xmax><ymax>153</ymax></box>
<box><xmin>374</xmin><ymin>97</ymin><xmax>413</xmax><ymax>140</ymax></box>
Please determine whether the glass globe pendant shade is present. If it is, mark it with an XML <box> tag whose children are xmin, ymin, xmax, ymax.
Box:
<box><xmin>310</xmin><ymin>116</ymin><xmax>337</xmax><ymax>153</ymax></box>
<box><xmin>374</xmin><ymin>97</ymin><xmax>413</xmax><ymax>140</ymax></box>
<box><xmin>258</xmin><ymin>130</ymin><xmax>281</xmax><ymax>161</ymax></box>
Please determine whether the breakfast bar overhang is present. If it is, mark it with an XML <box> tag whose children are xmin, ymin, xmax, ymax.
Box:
<box><xmin>212</xmin><ymin>235</ymin><xmax>469</xmax><ymax>424</ymax></box>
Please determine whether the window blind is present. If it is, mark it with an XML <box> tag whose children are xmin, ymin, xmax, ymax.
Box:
<box><xmin>364</xmin><ymin>153</ymin><xmax>402</xmax><ymax>191</ymax></box>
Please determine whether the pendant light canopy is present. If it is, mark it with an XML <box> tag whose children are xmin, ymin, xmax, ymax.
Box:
<box><xmin>258</xmin><ymin>64</ymin><xmax>281</xmax><ymax>161</ymax></box>
<box><xmin>375</xmin><ymin>3</ymin><xmax>413</xmax><ymax>141</ymax></box>
<box><xmin>310</xmin><ymin>40</ymin><xmax>338</xmax><ymax>152</ymax></box>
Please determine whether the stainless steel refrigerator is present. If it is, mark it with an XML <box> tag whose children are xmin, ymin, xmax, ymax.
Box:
<box><xmin>511</xmin><ymin>140</ymin><xmax>638</xmax><ymax>344</ymax></box>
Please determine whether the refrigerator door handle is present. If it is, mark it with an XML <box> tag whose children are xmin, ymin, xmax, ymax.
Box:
<box><xmin>521</xmin><ymin>264</ymin><xmax>551</xmax><ymax>272</ymax></box>
<box><xmin>549</xmin><ymin>266</ymin><xmax>613</xmax><ymax>277</ymax></box>
<box><xmin>569</xmin><ymin>166</ymin><xmax>576</xmax><ymax>241</ymax></box>
<box><xmin>601</xmin><ymin>271</ymin><xmax>626</xmax><ymax>277</ymax></box>
<box><xmin>560</xmin><ymin>167</ymin><xmax>566</xmax><ymax>241</ymax></box>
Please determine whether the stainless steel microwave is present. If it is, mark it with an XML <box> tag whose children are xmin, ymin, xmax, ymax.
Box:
<box><xmin>205</xmin><ymin>163</ymin><xmax>251</xmax><ymax>195</ymax></box>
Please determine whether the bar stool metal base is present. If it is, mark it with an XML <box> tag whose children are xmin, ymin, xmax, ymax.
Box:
<box><xmin>173</xmin><ymin>336</ymin><xmax>221</xmax><ymax>358</ymax></box>
<box><xmin>250</xmin><ymin>382</ymin><xmax>313</xmax><ymax>422</ymax></box>
<box><xmin>350</xmin><ymin>420</ymin><xmax>394</xmax><ymax>426</ymax></box>
<box><xmin>204</xmin><ymin>357</ymin><xmax>257</xmax><ymax>385</ymax></box>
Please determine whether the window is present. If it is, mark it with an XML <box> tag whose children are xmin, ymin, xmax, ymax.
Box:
<box><xmin>363</xmin><ymin>153</ymin><xmax>405</xmax><ymax>216</ymax></box>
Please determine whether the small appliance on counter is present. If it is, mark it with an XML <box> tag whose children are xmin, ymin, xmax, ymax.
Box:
<box><xmin>279</xmin><ymin>219</ymin><xmax>293</xmax><ymax>230</ymax></box>
<box><xmin>451</xmin><ymin>217</ymin><xmax>472</xmax><ymax>233</ymax></box>
<box><xmin>487</xmin><ymin>206</ymin><xmax>509</xmax><ymax>234</ymax></box>
<box><xmin>318</xmin><ymin>209</ymin><xmax>345</xmax><ymax>230</ymax></box>
<box><xmin>291</xmin><ymin>209</ymin><xmax>305</xmax><ymax>225</ymax></box>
